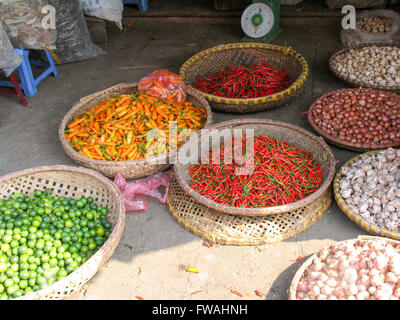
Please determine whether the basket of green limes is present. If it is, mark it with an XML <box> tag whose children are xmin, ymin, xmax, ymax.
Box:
<box><xmin>0</xmin><ymin>165</ymin><xmax>125</xmax><ymax>300</ymax></box>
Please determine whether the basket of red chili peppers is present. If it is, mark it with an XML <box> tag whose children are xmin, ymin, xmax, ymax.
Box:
<box><xmin>179</xmin><ymin>43</ymin><xmax>309</xmax><ymax>113</ymax></box>
<box><xmin>173</xmin><ymin>119</ymin><xmax>336</xmax><ymax>216</ymax></box>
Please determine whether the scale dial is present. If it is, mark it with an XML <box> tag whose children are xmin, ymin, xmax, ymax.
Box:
<box><xmin>241</xmin><ymin>2</ymin><xmax>275</xmax><ymax>39</ymax></box>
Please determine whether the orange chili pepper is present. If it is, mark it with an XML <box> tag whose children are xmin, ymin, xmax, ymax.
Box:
<box><xmin>231</xmin><ymin>290</ymin><xmax>243</xmax><ymax>297</ymax></box>
<box><xmin>65</xmin><ymin>92</ymin><xmax>206</xmax><ymax>162</ymax></box>
<box><xmin>191</xmin><ymin>290</ymin><xmax>203</xmax><ymax>295</ymax></box>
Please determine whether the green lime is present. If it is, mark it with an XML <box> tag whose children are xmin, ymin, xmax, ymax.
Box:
<box><xmin>1</xmin><ymin>243</ymin><xmax>10</xmax><ymax>253</ymax></box>
<box><xmin>0</xmin><ymin>262</ymin><xmax>8</xmax><ymax>272</ymax></box>
<box><xmin>96</xmin><ymin>227</ymin><xmax>105</xmax><ymax>237</ymax></box>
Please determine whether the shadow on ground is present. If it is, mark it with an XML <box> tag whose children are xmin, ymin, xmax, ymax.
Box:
<box><xmin>265</xmin><ymin>255</ymin><xmax>312</xmax><ymax>300</ymax></box>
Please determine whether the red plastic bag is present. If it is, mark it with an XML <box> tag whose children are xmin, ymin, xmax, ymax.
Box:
<box><xmin>138</xmin><ymin>69</ymin><xmax>187</xmax><ymax>103</ymax></box>
<box><xmin>114</xmin><ymin>171</ymin><xmax>172</xmax><ymax>212</ymax></box>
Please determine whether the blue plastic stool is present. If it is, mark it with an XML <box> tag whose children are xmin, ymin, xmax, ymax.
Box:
<box><xmin>0</xmin><ymin>48</ymin><xmax>58</xmax><ymax>98</ymax></box>
<box><xmin>123</xmin><ymin>0</ymin><xmax>148</xmax><ymax>11</ymax></box>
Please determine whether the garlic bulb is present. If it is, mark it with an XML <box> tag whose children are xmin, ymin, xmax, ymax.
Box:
<box><xmin>333</xmin><ymin>46</ymin><xmax>400</xmax><ymax>87</ymax></box>
<box><xmin>339</xmin><ymin>148</ymin><xmax>400</xmax><ymax>231</ymax></box>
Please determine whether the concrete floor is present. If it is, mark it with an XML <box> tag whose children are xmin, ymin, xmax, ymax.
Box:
<box><xmin>0</xmin><ymin>17</ymin><xmax>371</xmax><ymax>300</ymax></box>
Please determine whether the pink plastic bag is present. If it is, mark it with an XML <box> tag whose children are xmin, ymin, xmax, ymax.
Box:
<box><xmin>114</xmin><ymin>171</ymin><xmax>172</xmax><ymax>212</ymax></box>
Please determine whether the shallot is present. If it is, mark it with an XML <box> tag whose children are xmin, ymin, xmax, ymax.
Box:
<box><xmin>295</xmin><ymin>239</ymin><xmax>400</xmax><ymax>300</ymax></box>
<box><xmin>311</xmin><ymin>88</ymin><xmax>400</xmax><ymax>147</ymax></box>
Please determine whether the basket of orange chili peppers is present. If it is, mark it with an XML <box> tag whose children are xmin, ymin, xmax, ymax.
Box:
<box><xmin>180</xmin><ymin>43</ymin><xmax>309</xmax><ymax>114</ymax></box>
<box><xmin>173</xmin><ymin>118</ymin><xmax>336</xmax><ymax>216</ymax></box>
<box><xmin>59</xmin><ymin>82</ymin><xmax>213</xmax><ymax>179</ymax></box>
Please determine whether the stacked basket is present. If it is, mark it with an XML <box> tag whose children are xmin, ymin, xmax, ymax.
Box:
<box><xmin>169</xmin><ymin>118</ymin><xmax>336</xmax><ymax>245</ymax></box>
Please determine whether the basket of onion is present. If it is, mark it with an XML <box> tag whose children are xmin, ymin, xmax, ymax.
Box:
<box><xmin>290</xmin><ymin>236</ymin><xmax>400</xmax><ymax>300</ymax></box>
<box><xmin>308</xmin><ymin>87</ymin><xmax>400</xmax><ymax>152</ymax></box>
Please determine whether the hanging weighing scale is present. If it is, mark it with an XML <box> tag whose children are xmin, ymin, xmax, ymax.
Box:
<box><xmin>241</xmin><ymin>0</ymin><xmax>281</xmax><ymax>42</ymax></box>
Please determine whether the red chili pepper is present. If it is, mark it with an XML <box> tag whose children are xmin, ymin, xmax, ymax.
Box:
<box><xmin>189</xmin><ymin>135</ymin><xmax>324</xmax><ymax>208</ymax></box>
<box><xmin>193</xmin><ymin>60</ymin><xmax>293</xmax><ymax>99</ymax></box>
<box><xmin>255</xmin><ymin>290</ymin><xmax>264</xmax><ymax>297</ymax></box>
<box><xmin>203</xmin><ymin>241</ymin><xmax>214</xmax><ymax>248</ymax></box>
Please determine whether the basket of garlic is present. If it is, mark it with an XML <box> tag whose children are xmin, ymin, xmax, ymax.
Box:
<box><xmin>289</xmin><ymin>236</ymin><xmax>400</xmax><ymax>300</ymax></box>
<box><xmin>329</xmin><ymin>44</ymin><xmax>400</xmax><ymax>92</ymax></box>
<box><xmin>333</xmin><ymin>148</ymin><xmax>400</xmax><ymax>240</ymax></box>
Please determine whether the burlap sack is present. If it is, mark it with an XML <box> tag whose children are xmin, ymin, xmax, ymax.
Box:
<box><xmin>341</xmin><ymin>9</ymin><xmax>400</xmax><ymax>47</ymax></box>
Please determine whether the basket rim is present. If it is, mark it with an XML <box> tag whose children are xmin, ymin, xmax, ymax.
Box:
<box><xmin>179</xmin><ymin>42</ymin><xmax>310</xmax><ymax>106</ymax></box>
<box><xmin>58</xmin><ymin>82</ymin><xmax>213</xmax><ymax>169</ymax></box>
<box><xmin>0</xmin><ymin>165</ymin><xmax>126</xmax><ymax>300</ymax></box>
<box><xmin>288</xmin><ymin>235</ymin><xmax>400</xmax><ymax>299</ymax></box>
<box><xmin>333</xmin><ymin>149</ymin><xmax>400</xmax><ymax>240</ymax></box>
<box><xmin>173</xmin><ymin>118</ymin><xmax>337</xmax><ymax>217</ymax></box>
<box><xmin>328</xmin><ymin>43</ymin><xmax>400</xmax><ymax>92</ymax></box>
<box><xmin>307</xmin><ymin>88</ymin><xmax>400</xmax><ymax>151</ymax></box>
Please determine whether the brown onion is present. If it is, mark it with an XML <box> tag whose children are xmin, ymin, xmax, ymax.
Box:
<box><xmin>310</xmin><ymin>88</ymin><xmax>400</xmax><ymax>146</ymax></box>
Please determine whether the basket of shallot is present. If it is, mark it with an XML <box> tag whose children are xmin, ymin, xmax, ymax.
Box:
<box><xmin>289</xmin><ymin>236</ymin><xmax>400</xmax><ymax>300</ymax></box>
<box><xmin>308</xmin><ymin>87</ymin><xmax>400</xmax><ymax>151</ymax></box>
<box><xmin>333</xmin><ymin>148</ymin><xmax>400</xmax><ymax>240</ymax></box>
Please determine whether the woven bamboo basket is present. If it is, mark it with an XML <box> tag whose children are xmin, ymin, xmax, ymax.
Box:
<box><xmin>288</xmin><ymin>235</ymin><xmax>400</xmax><ymax>300</ymax></box>
<box><xmin>308</xmin><ymin>88</ymin><xmax>400</xmax><ymax>152</ymax></box>
<box><xmin>174</xmin><ymin>118</ymin><xmax>337</xmax><ymax>217</ymax></box>
<box><xmin>167</xmin><ymin>176</ymin><xmax>332</xmax><ymax>245</ymax></box>
<box><xmin>333</xmin><ymin>149</ymin><xmax>400</xmax><ymax>240</ymax></box>
<box><xmin>179</xmin><ymin>43</ymin><xmax>309</xmax><ymax>113</ymax></box>
<box><xmin>59</xmin><ymin>82</ymin><xmax>213</xmax><ymax>180</ymax></box>
<box><xmin>0</xmin><ymin>165</ymin><xmax>125</xmax><ymax>300</ymax></box>
<box><xmin>329</xmin><ymin>43</ymin><xmax>400</xmax><ymax>92</ymax></box>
